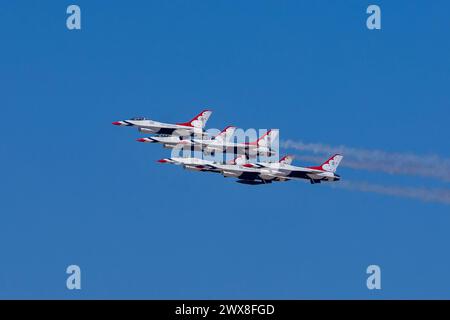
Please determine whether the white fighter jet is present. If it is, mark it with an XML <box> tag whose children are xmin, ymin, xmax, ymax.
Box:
<box><xmin>212</xmin><ymin>154</ymin><xmax>343</xmax><ymax>185</ymax></box>
<box><xmin>156</xmin><ymin>153</ymin><xmax>343</xmax><ymax>185</ymax></box>
<box><xmin>136</xmin><ymin>126</ymin><xmax>237</xmax><ymax>150</ymax></box>
<box><xmin>112</xmin><ymin>109</ymin><xmax>212</xmax><ymax>136</ymax></box>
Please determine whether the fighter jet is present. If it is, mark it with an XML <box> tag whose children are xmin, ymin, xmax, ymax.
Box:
<box><xmin>136</xmin><ymin>126</ymin><xmax>237</xmax><ymax>151</ymax></box>
<box><xmin>157</xmin><ymin>154</ymin><xmax>247</xmax><ymax>173</ymax></box>
<box><xmin>194</xmin><ymin>129</ymin><xmax>279</xmax><ymax>157</ymax></box>
<box><xmin>211</xmin><ymin>154</ymin><xmax>343</xmax><ymax>185</ymax></box>
<box><xmin>112</xmin><ymin>109</ymin><xmax>212</xmax><ymax>136</ymax></box>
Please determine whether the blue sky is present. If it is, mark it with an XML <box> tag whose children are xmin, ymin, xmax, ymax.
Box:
<box><xmin>1</xmin><ymin>1</ymin><xmax>449</xmax><ymax>299</ymax></box>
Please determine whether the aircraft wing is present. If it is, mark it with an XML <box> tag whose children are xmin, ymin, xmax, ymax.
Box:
<box><xmin>259</xmin><ymin>171</ymin><xmax>292</xmax><ymax>181</ymax></box>
<box><xmin>211</xmin><ymin>164</ymin><xmax>262</xmax><ymax>180</ymax></box>
<box><xmin>276</xmin><ymin>166</ymin><xmax>324</xmax><ymax>180</ymax></box>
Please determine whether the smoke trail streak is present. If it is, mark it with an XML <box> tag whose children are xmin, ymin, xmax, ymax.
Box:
<box><xmin>281</xmin><ymin>140</ymin><xmax>450</xmax><ymax>182</ymax></box>
<box><xmin>330</xmin><ymin>180</ymin><xmax>450</xmax><ymax>205</ymax></box>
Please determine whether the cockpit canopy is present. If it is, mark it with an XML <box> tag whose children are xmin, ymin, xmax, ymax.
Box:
<box><xmin>130</xmin><ymin>117</ymin><xmax>147</xmax><ymax>121</ymax></box>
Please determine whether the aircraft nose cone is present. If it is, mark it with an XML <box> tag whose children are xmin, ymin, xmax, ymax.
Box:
<box><xmin>136</xmin><ymin>138</ymin><xmax>147</xmax><ymax>142</ymax></box>
<box><xmin>157</xmin><ymin>159</ymin><xmax>169</xmax><ymax>163</ymax></box>
<box><xmin>112</xmin><ymin>121</ymin><xmax>122</xmax><ymax>126</ymax></box>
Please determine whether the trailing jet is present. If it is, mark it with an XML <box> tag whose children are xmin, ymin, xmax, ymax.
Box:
<box><xmin>212</xmin><ymin>154</ymin><xmax>343</xmax><ymax>185</ymax></box>
<box><xmin>112</xmin><ymin>109</ymin><xmax>212</xmax><ymax>136</ymax></box>
<box><xmin>157</xmin><ymin>154</ymin><xmax>247</xmax><ymax>173</ymax></box>
<box><xmin>136</xmin><ymin>126</ymin><xmax>237</xmax><ymax>150</ymax></box>
<box><xmin>194</xmin><ymin>129</ymin><xmax>279</xmax><ymax>157</ymax></box>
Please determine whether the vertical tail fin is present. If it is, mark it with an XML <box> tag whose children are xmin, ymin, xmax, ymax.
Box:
<box><xmin>256</xmin><ymin>129</ymin><xmax>279</xmax><ymax>147</ymax></box>
<box><xmin>177</xmin><ymin>109</ymin><xmax>212</xmax><ymax>128</ymax></box>
<box><xmin>213</xmin><ymin>126</ymin><xmax>236</xmax><ymax>143</ymax></box>
<box><xmin>310</xmin><ymin>154</ymin><xmax>343</xmax><ymax>173</ymax></box>
<box><xmin>227</xmin><ymin>154</ymin><xmax>248</xmax><ymax>165</ymax></box>
<box><xmin>279</xmin><ymin>155</ymin><xmax>294</xmax><ymax>165</ymax></box>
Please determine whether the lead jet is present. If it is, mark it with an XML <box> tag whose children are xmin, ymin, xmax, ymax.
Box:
<box><xmin>212</xmin><ymin>154</ymin><xmax>343</xmax><ymax>185</ymax></box>
<box><xmin>112</xmin><ymin>109</ymin><xmax>212</xmax><ymax>136</ymax></box>
<box><xmin>136</xmin><ymin>126</ymin><xmax>237</xmax><ymax>151</ymax></box>
<box><xmin>194</xmin><ymin>129</ymin><xmax>279</xmax><ymax>157</ymax></box>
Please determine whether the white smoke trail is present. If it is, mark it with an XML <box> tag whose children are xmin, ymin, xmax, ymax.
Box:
<box><xmin>281</xmin><ymin>140</ymin><xmax>450</xmax><ymax>182</ymax></box>
<box><xmin>330</xmin><ymin>180</ymin><xmax>450</xmax><ymax>205</ymax></box>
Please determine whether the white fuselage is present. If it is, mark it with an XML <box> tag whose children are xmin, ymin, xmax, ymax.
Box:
<box><xmin>139</xmin><ymin>135</ymin><xmax>273</xmax><ymax>156</ymax></box>
<box><xmin>193</xmin><ymin>140</ymin><xmax>274</xmax><ymax>156</ymax></box>
<box><xmin>159</xmin><ymin>157</ymin><xmax>221</xmax><ymax>172</ymax></box>
<box><xmin>115</xmin><ymin>119</ymin><xmax>202</xmax><ymax>136</ymax></box>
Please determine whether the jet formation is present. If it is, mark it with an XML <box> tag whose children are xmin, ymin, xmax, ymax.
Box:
<box><xmin>113</xmin><ymin>109</ymin><xmax>343</xmax><ymax>185</ymax></box>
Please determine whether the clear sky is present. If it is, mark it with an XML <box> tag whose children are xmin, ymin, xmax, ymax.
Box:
<box><xmin>1</xmin><ymin>1</ymin><xmax>449</xmax><ymax>299</ymax></box>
